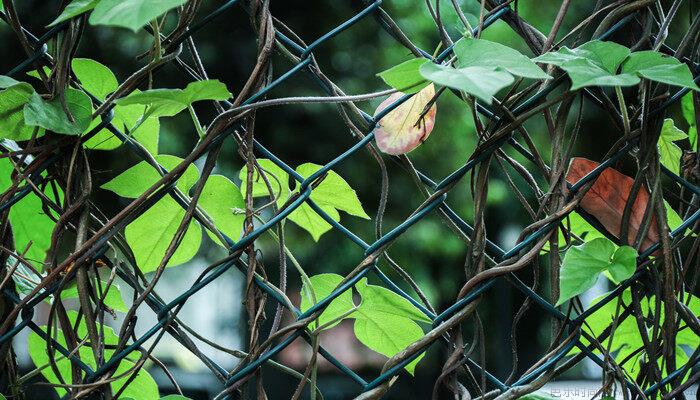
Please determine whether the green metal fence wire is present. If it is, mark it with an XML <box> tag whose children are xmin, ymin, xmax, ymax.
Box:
<box><xmin>1</xmin><ymin>0</ymin><xmax>699</xmax><ymax>399</ymax></box>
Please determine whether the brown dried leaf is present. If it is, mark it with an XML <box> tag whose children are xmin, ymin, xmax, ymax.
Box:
<box><xmin>566</xmin><ymin>157</ymin><xmax>659</xmax><ymax>251</ymax></box>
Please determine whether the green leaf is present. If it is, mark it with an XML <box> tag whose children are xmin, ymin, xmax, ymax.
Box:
<box><xmin>607</xmin><ymin>246</ymin><xmax>637</xmax><ymax>283</ymax></box>
<box><xmin>300</xmin><ymin>273</ymin><xmax>355</xmax><ymax>329</ymax></box>
<box><xmin>537</xmin><ymin>41</ymin><xmax>700</xmax><ymax>91</ymax></box>
<box><xmin>296</xmin><ymin>163</ymin><xmax>369</xmax><ymax>220</ymax></box>
<box><xmin>575</xmin><ymin>290</ymin><xmax>696</xmax><ymax>385</ymax></box>
<box><xmin>0</xmin><ymin>75</ymin><xmax>20</xmax><ymax>89</ymax></box>
<box><xmin>417</xmin><ymin>38</ymin><xmax>549</xmax><ymax>104</ymax></box>
<box><xmin>560</xmin><ymin>58</ymin><xmax>639</xmax><ymax>90</ymax></box>
<box><xmin>677</xmin><ymin>293</ymin><xmax>700</xmax><ymax>347</ymax></box>
<box><xmin>24</xmin><ymin>89</ymin><xmax>94</xmax><ymax>135</ymax></box>
<box><xmin>622</xmin><ymin>51</ymin><xmax>700</xmax><ymax>91</ymax></box>
<box><xmin>354</xmin><ymin>279</ymin><xmax>426</xmax><ymax>374</ymax></box>
<box><xmin>377</xmin><ymin>58</ymin><xmax>430</xmax><ymax>94</ymax></box>
<box><xmin>287</xmin><ymin>163</ymin><xmax>368</xmax><ymax>241</ymax></box>
<box><xmin>682</xmin><ymin>92</ymin><xmax>696</xmax><ymax>126</ymax></box>
<box><xmin>101</xmin><ymin>155</ymin><xmax>199</xmax><ymax>198</ymax></box>
<box><xmin>576</xmin><ymin>41</ymin><xmax>631</xmax><ymax>73</ymax></box>
<box><xmin>89</xmin><ymin>0</ymin><xmax>188</xmax><ymax>32</ymax></box>
<box><xmin>534</xmin><ymin>41</ymin><xmax>627</xmax><ymax>69</ymax></box>
<box><xmin>198</xmin><ymin>175</ymin><xmax>245</xmax><ymax>245</ymax></box>
<box><xmin>25</xmin><ymin>67</ymin><xmax>52</xmax><ymax>81</ymax></box>
<box><xmin>70</xmin><ymin>58</ymin><xmax>159</xmax><ymax>152</ymax></box>
<box><xmin>239</xmin><ymin>160</ymin><xmax>368</xmax><ymax>241</ymax></box>
<box><xmin>689</xmin><ymin>126</ymin><xmax>698</xmax><ymax>153</ymax></box>
<box><xmin>182</xmin><ymin>80</ymin><xmax>232</xmax><ymax>104</ymax></box>
<box><xmin>658</xmin><ymin>118</ymin><xmax>687</xmax><ymax>175</ymax></box>
<box><xmin>287</xmin><ymin>202</ymin><xmax>335</xmax><ymax>241</ymax></box>
<box><xmin>0</xmin><ymin>159</ymin><xmax>60</xmax><ymax>271</ymax></box>
<box><xmin>28</xmin><ymin>311</ymin><xmax>159</xmax><ymax>399</ymax></box>
<box><xmin>84</xmin><ymin>98</ymin><xmax>160</xmax><ymax>153</ymax></box>
<box><xmin>454</xmin><ymin>38</ymin><xmax>550</xmax><ymax>80</ymax></box>
<box><xmin>572</xmin><ymin>289</ymin><xmax>639</xmax><ymax>354</ymax></box>
<box><xmin>125</xmin><ymin>197</ymin><xmax>202</xmax><ymax>273</ymax></box>
<box><xmin>102</xmin><ymin>155</ymin><xmax>203</xmax><ymax>272</ymax></box>
<box><xmin>239</xmin><ymin>159</ymin><xmax>290</xmax><ymax>199</ymax></box>
<box><xmin>71</xmin><ymin>58</ymin><xmax>118</xmax><ymax>100</ymax></box>
<box><xmin>666</xmin><ymin>201</ymin><xmax>683</xmax><ymax>232</ymax></box>
<box><xmin>535</xmin><ymin>41</ymin><xmax>639</xmax><ymax>90</ymax></box>
<box><xmin>59</xmin><ymin>281</ymin><xmax>128</xmax><ymax>312</ymax></box>
<box><xmin>50</xmin><ymin>0</ymin><xmax>100</xmax><ymax>26</ymax></box>
<box><xmin>354</xmin><ymin>313</ymin><xmax>424</xmax><ymax>374</ymax></box>
<box><xmin>682</xmin><ymin>93</ymin><xmax>697</xmax><ymax>151</ymax></box>
<box><xmin>355</xmin><ymin>278</ymin><xmax>430</xmax><ymax>323</ymax></box>
<box><xmin>0</xmin><ymin>82</ymin><xmax>41</xmax><ymax>141</ymax></box>
<box><xmin>557</xmin><ymin>238</ymin><xmax>637</xmax><ymax>305</ymax></box>
<box><xmin>541</xmin><ymin>211</ymin><xmax>605</xmax><ymax>253</ymax></box>
<box><xmin>420</xmin><ymin>63</ymin><xmax>514</xmax><ymax>104</ymax></box>
<box><xmin>116</xmin><ymin>79</ymin><xmax>231</xmax><ymax>117</ymax></box>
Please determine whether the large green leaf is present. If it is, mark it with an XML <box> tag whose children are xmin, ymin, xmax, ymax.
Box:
<box><xmin>557</xmin><ymin>238</ymin><xmax>637</xmax><ymax>305</ymax></box>
<box><xmin>239</xmin><ymin>160</ymin><xmax>368</xmax><ymax>241</ymax></box>
<box><xmin>59</xmin><ymin>281</ymin><xmax>128</xmax><ymax>312</ymax></box>
<box><xmin>537</xmin><ymin>41</ymin><xmax>700</xmax><ymax>91</ymax></box>
<box><xmin>102</xmin><ymin>155</ymin><xmax>202</xmax><ymax>273</ymax></box>
<box><xmin>197</xmin><ymin>175</ymin><xmax>245</xmax><ymax>244</ymax></box>
<box><xmin>89</xmin><ymin>0</ymin><xmax>188</xmax><ymax>32</ymax></box>
<box><xmin>49</xmin><ymin>0</ymin><xmax>100</xmax><ymax>26</ymax></box>
<box><xmin>0</xmin><ymin>82</ymin><xmax>41</xmax><ymax>141</ymax></box>
<box><xmin>622</xmin><ymin>51</ymin><xmax>700</xmax><ymax>91</ymax></box>
<box><xmin>239</xmin><ymin>159</ymin><xmax>291</xmax><ymax>199</ymax></box>
<box><xmin>296</xmin><ymin>164</ymin><xmax>368</xmax><ymax>215</ymax></box>
<box><xmin>289</xmin><ymin>163</ymin><xmax>369</xmax><ymax>241</ymax></box>
<box><xmin>84</xmin><ymin>97</ymin><xmax>160</xmax><ymax>153</ymax></box>
<box><xmin>72</xmin><ymin>58</ymin><xmax>117</xmax><ymax>100</ymax></box>
<box><xmin>657</xmin><ymin>118</ymin><xmax>687</xmax><ymax>175</ymax></box>
<box><xmin>0</xmin><ymin>75</ymin><xmax>20</xmax><ymax>89</ymax></box>
<box><xmin>453</xmin><ymin>38</ymin><xmax>549</xmax><ymax>80</ymax></box>
<box><xmin>418</xmin><ymin>38</ymin><xmax>548</xmax><ymax>104</ymax></box>
<box><xmin>115</xmin><ymin>80</ymin><xmax>231</xmax><ymax>117</ymax></box>
<box><xmin>103</xmin><ymin>155</ymin><xmax>247</xmax><ymax>271</ymax></box>
<box><xmin>420</xmin><ymin>63</ymin><xmax>514</xmax><ymax>105</ymax></box>
<box><xmin>125</xmin><ymin>197</ymin><xmax>202</xmax><ymax>273</ymax></box>
<box><xmin>534</xmin><ymin>41</ymin><xmax>638</xmax><ymax>90</ymax></box>
<box><xmin>28</xmin><ymin>311</ymin><xmax>159</xmax><ymax>399</ymax></box>
<box><xmin>24</xmin><ymin>88</ymin><xmax>94</xmax><ymax>135</ymax></box>
<box><xmin>353</xmin><ymin>279</ymin><xmax>426</xmax><ymax>374</ymax></box>
<box><xmin>300</xmin><ymin>273</ymin><xmax>355</xmax><ymax>329</ymax></box>
<box><xmin>69</xmin><ymin>59</ymin><xmax>159</xmax><ymax>152</ymax></box>
<box><xmin>0</xmin><ymin>159</ymin><xmax>60</xmax><ymax>271</ymax></box>
<box><xmin>377</xmin><ymin>58</ymin><xmax>430</xmax><ymax>94</ymax></box>
<box><xmin>101</xmin><ymin>155</ymin><xmax>198</xmax><ymax>198</ymax></box>
<box><xmin>354</xmin><ymin>278</ymin><xmax>430</xmax><ymax>323</ymax></box>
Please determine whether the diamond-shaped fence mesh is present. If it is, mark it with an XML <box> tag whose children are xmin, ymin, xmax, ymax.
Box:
<box><xmin>1</xmin><ymin>1</ymin><xmax>699</xmax><ymax>399</ymax></box>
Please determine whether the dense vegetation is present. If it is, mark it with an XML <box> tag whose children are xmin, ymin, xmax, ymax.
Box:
<box><xmin>0</xmin><ymin>1</ymin><xmax>699</xmax><ymax>399</ymax></box>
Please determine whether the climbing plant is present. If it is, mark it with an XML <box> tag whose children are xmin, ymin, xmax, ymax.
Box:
<box><xmin>0</xmin><ymin>0</ymin><xmax>699</xmax><ymax>399</ymax></box>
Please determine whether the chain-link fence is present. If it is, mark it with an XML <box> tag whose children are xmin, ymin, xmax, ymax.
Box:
<box><xmin>1</xmin><ymin>1</ymin><xmax>699</xmax><ymax>399</ymax></box>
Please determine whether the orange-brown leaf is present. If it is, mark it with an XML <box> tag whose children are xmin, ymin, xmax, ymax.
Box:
<box><xmin>565</xmin><ymin>157</ymin><xmax>659</xmax><ymax>251</ymax></box>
